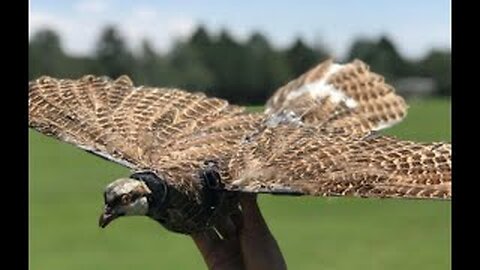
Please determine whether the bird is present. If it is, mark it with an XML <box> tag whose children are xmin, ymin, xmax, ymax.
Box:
<box><xmin>28</xmin><ymin>59</ymin><xmax>451</xmax><ymax>236</ymax></box>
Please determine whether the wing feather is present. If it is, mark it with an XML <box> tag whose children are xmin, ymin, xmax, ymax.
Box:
<box><xmin>29</xmin><ymin>75</ymin><xmax>261</xmax><ymax>175</ymax></box>
<box><xmin>29</xmin><ymin>74</ymin><xmax>450</xmax><ymax>201</ymax></box>
<box><xmin>225</xmin><ymin>125</ymin><xmax>451</xmax><ymax>200</ymax></box>
<box><xmin>265</xmin><ymin>59</ymin><xmax>408</xmax><ymax>134</ymax></box>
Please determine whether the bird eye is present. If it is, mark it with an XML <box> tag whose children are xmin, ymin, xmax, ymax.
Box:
<box><xmin>121</xmin><ymin>194</ymin><xmax>131</xmax><ymax>204</ymax></box>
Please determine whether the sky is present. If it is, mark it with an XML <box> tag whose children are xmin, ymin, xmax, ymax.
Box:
<box><xmin>29</xmin><ymin>0</ymin><xmax>451</xmax><ymax>60</ymax></box>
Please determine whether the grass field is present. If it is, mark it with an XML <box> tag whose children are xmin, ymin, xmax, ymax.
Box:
<box><xmin>29</xmin><ymin>99</ymin><xmax>451</xmax><ymax>270</ymax></box>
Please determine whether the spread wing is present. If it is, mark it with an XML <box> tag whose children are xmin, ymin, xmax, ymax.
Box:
<box><xmin>30</xmin><ymin>74</ymin><xmax>450</xmax><ymax>200</ymax></box>
<box><xmin>265</xmin><ymin>59</ymin><xmax>408</xmax><ymax>134</ymax></box>
<box><xmin>29</xmin><ymin>75</ymin><xmax>263</xmax><ymax>179</ymax></box>
<box><xmin>223</xmin><ymin>126</ymin><xmax>451</xmax><ymax>200</ymax></box>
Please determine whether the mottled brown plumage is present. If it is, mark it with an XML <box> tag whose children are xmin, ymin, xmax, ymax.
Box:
<box><xmin>225</xmin><ymin>126</ymin><xmax>450</xmax><ymax>199</ymax></box>
<box><xmin>29</xmin><ymin>74</ymin><xmax>263</xmax><ymax>233</ymax></box>
<box><xmin>28</xmin><ymin>60</ymin><xmax>450</xmax><ymax>234</ymax></box>
<box><xmin>265</xmin><ymin>59</ymin><xmax>408</xmax><ymax>134</ymax></box>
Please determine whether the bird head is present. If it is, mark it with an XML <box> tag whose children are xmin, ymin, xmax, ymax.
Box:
<box><xmin>99</xmin><ymin>178</ymin><xmax>152</xmax><ymax>228</ymax></box>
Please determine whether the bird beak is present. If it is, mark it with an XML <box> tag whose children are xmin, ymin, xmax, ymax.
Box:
<box><xmin>99</xmin><ymin>206</ymin><xmax>118</xmax><ymax>228</ymax></box>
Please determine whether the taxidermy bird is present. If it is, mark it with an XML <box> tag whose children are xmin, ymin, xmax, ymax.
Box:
<box><xmin>28</xmin><ymin>59</ymin><xmax>451</xmax><ymax>235</ymax></box>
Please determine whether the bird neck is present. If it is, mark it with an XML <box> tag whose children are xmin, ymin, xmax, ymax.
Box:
<box><xmin>129</xmin><ymin>172</ymin><xmax>169</xmax><ymax>218</ymax></box>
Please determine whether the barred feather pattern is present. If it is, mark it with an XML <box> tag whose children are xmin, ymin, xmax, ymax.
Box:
<box><xmin>29</xmin><ymin>73</ymin><xmax>450</xmax><ymax>208</ymax></box>
<box><xmin>226</xmin><ymin>125</ymin><xmax>451</xmax><ymax>199</ymax></box>
<box><xmin>29</xmin><ymin>75</ymin><xmax>263</xmax><ymax>197</ymax></box>
<box><xmin>265</xmin><ymin>59</ymin><xmax>408</xmax><ymax>134</ymax></box>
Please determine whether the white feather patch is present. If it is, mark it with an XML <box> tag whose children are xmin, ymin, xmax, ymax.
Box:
<box><xmin>285</xmin><ymin>63</ymin><xmax>358</xmax><ymax>109</ymax></box>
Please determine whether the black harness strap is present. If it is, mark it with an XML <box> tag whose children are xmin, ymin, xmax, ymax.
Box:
<box><xmin>130</xmin><ymin>171</ymin><xmax>168</xmax><ymax>217</ymax></box>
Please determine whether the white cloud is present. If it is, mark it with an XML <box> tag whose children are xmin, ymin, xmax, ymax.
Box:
<box><xmin>29</xmin><ymin>11</ymin><xmax>66</xmax><ymax>37</ymax></box>
<box><xmin>29</xmin><ymin>6</ymin><xmax>197</xmax><ymax>56</ymax></box>
<box><xmin>169</xmin><ymin>17</ymin><xmax>197</xmax><ymax>37</ymax></box>
<box><xmin>74</xmin><ymin>0</ymin><xmax>109</xmax><ymax>14</ymax></box>
<box><xmin>29</xmin><ymin>10</ymin><xmax>104</xmax><ymax>55</ymax></box>
<box><xmin>119</xmin><ymin>6</ymin><xmax>196</xmax><ymax>53</ymax></box>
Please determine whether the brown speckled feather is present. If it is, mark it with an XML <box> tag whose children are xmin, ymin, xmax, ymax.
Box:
<box><xmin>225</xmin><ymin>125</ymin><xmax>451</xmax><ymax>199</ymax></box>
<box><xmin>29</xmin><ymin>75</ymin><xmax>263</xmax><ymax>198</ymax></box>
<box><xmin>29</xmin><ymin>74</ymin><xmax>450</xmax><ymax>205</ymax></box>
<box><xmin>265</xmin><ymin>59</ymin><xmax>408</xmax><ymax>134</ymax></box>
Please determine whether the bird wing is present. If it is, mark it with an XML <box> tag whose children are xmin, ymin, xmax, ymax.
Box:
<box><xmin>29</xmin><ymin>74</ymin><xmax>450</xmax><ymax>200</ymax></box>
<box><xmin>29</xmin><ymin>75</ymin><xmax>263</xmax><ymax>179</ymax></box>
<box><xmin>265</xmin><ymin>59</ymin><xmax>408</xmax><ymax>135</ymax></box>
<box><xmin>223</xmin><ymin>125</ymin><xmax>451</xmax><ymax>200</ymax></box>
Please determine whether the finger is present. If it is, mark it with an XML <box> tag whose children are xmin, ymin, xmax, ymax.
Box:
<box><xmin>214</xmin><ymin>215</ymin><xmax>239</xmax><ymax>240</ymax></box>
<box><xmin>192</xmin><ymin>228</ymin><xmax>245</xmax><ymax>270</ymax></box>
<box><xmin>192</xmin><ymin>229</ymin><xmax>223</xmax><ymax>252</ymax></box>
<box><xmin>238</xmin><ymin>193</ymin><xmax>265</xmax><ymax>229</ymax></box>
<box><xmin>229</xmin><ymin>205</ymin><xmax>244</xmax><ymax>232</ymax></box>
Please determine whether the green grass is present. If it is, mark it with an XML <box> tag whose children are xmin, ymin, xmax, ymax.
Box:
<box><xmin>29</xmin><ymin>99</ymin><xmax>451</xmax><ymax>270</ymax></box>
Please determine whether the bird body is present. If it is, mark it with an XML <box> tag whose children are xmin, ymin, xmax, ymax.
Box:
<box><xmin>28</xmin><ymin>59</ymin><xmax>451</xmax><ymax>235</ymax></box>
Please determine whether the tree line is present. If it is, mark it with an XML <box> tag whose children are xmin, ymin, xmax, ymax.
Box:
<box><xmin>29</xmin><ymin>25</ymin><xmax>450</xmax><ymax>105</ymax></box>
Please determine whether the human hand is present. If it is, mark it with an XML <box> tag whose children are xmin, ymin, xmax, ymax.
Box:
<box><xmin>192</xmin><ymin>193</ymin><xmax>287</xmax><ymax>270</ymax></box>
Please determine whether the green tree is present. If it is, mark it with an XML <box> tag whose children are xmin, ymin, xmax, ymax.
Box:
<box><xmin>189</xmin><ymin>26</ymin><xmax>213</xmax><ymax>56</ymax></box>
<box><xmin>134</xmin><ymin>39</ymin><xmax>171</xmax><ymax>86</ymax></box>
<box><xmin>242</xmin><ymin>32</ymin><xmax>292</xmax><ymax>103</ymax></box>
<box><xmin>30</xmin><ymin>25</ymin><xmax>448</xmax><ymax>103</ymax></box>
<box><xmin>203</xmin><ymin>30</ymin><xmax>247</xmax><ymax>99</ymax></box>
<box><xmin>286</xmin><ymin>38</ymin><xmax>327</xmax><ymax>77</ymax></box>
<box><xmin>417</xmin><ymin>50</ymin><xmax>451</xmax><ymax>96</ymax></box>
<box><xmin>168</xmin><ymin>41</ymin><xmax>215</xmax><ymax>93</ymax></box>
<box><xmin>29</xmin><ymin>29</ymin><xmax>68</xmax><ymax>79</ymax></box>
<box><xmin>94</xmin><ymin>26</ymin><xmax>135</xmax><ymax>78</ymax></box>
<box><xmin>188</xmin><ymin>26</ymin><xmax>217</xmax><ymax>82</ymax></box>
<box><xmin>346</xmin><ymin>35</ymin><xmax>408</xmax><ymax>80</ymax></box>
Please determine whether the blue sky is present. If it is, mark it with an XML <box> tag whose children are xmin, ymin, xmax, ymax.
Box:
<box><xmin>29</xmin><ymin>0</ymin><xmax>450</xmax><ymax>59</ymax></box>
